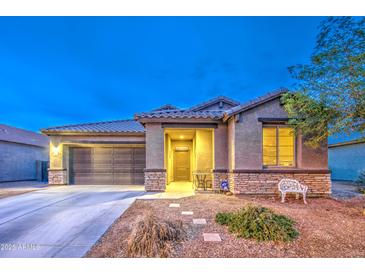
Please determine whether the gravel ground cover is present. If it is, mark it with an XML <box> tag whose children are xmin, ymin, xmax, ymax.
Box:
<box><xmin>87</xmin><ymin>194</ymin><xmax>365</xmax><ymax>258</ymax></box>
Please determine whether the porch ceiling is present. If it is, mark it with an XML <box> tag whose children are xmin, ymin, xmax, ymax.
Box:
<box><xmin>165</xmin><ymin>129</ymin><xmax>196</xmax><ymax>140</ymax></box>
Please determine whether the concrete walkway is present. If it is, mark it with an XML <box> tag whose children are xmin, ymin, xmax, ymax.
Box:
<box><xmin>0</xmin><ymin>185</ymin><xmax>145</xmax><ymax>258</ymax></box>
<box><xmin>141</xmin><ymin>182</ymin><xmax>195</xmax><ymax>199</ymax></box>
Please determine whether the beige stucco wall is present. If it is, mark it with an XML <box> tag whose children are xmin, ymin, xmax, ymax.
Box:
<box><xmin>145</xmin><ymin>123</ymin><xmax>165</xmax><ymax>170</ymax></box>
<box><xmin>228</xmin><ymin>98</ymin><xmax>328</xmax><ymax>171</ymax></box>
<box><xmin>214</xmin><ymin>123</ymin><xmax>228</xmax><ymax>170</ymax></box>
<box><xmin>195</xmin><ymin>129</ymin><xmax>213</xmax><ymax>171</ymax></box>
<box><xmin>227</xmin><ymin>118</ymin><xmax>235</xmax><ymax>171</ymax></box>
<box><xmin>165</xmin><ymin>135</ymin><xmax>173</xmax><ymax>182</ymax></box>
<box><xmin>297</xmin><ymin>133</ymin><xmax>328</xmax><ymax>169</ymax></box>
<box><xmin>49</xmin><ymin>136</ymin><xmax>64</xmax><ymax>170</ymax></box>
<box><xmin>233</xmin><ymin>98</ymin><xmax>287</xmax><ymax>170</ymax></box>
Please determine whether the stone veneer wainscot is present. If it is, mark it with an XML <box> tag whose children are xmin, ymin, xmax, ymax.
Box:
<box><xmin>144</xmin><ymin>169</ymin><xmax>166</xmax><ymax>191</ymax></box>
<box><xmin>212</xmin><ymin>170</ymin><xmax>229</xmax><ymax>191</ymax></box>
<box><xmin>228</xmin><ymin>170</ymin><xmax>331</xmax><ymax>197</ymax></box>
<box><xmin>48</xmin><ymin>169</ymin><xmax>67</xmax><ymax>185</ymax></box>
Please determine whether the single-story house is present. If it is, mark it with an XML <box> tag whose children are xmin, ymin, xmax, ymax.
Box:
<box><xmin>0</xmin><ymin>124</ymin><xmax>49</xmax><ymax>182</ymax></box>
<box><xmin>41</xmin><ymin>89</ymin><xmax>331</xmax><ymax>196</ymax></box>
<box><xmin>329</xmin><ymin>138</ymin><xmax>365</xmax><ymax>181</ymax></box>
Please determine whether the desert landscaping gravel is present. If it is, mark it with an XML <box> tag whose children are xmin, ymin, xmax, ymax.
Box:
<box><xmin>87</xmin><ymin>194</ymin><xmax>365</xmax><ymax>258</ymax></box>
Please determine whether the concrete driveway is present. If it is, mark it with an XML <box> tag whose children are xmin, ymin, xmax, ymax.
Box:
<box><xmin>0</xmin><ymin>185</ymin><xmax>145</xmax><ymax>258</ymax></box>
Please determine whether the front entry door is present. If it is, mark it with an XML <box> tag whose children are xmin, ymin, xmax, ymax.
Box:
<box><xmin>174</xmin><ymin>150</ymin><xmax>190</xmax><ymax>181</ymax></box>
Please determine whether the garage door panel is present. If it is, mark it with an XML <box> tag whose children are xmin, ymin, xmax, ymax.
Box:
<box><xmin>93</xmin><ymin>162</ymin><xmax>113</xmax><ymax>169</ymax></box>
<box><xmin>113</xmin><ymin>159</ymin><xmax>133</xmax><ymax>165</ymax></box>
<box><xmin>133</xmin><ymin>173</ymin><xmax>145</xmax><ymax>184</ymax></box>
<box><xmin>113</xmin><ymin>166</ymin><xmax>133</xmax><ymax>173</ymax></box>
<box><xmin>133</xmin><ymin>159</ymin><xmax>145</xmax><ymax>166</ymax></box>
<box><xmin>114</xmin><ymin>173</ymin><xmax>133</xmax><ymax>185</ymax></box>
<box><xmin>133</xmin><ymin>148</ymin><xmax>146</xmax><ymax>180</ymax></box>
<box><xmin>92</xmin><ymin>174</ymin><xmax>114</xmax><ymax>185</ymax></box>
<box><xmin>72</xmin><ymin>174</ymin><xmax>96</xmax><ymax>185</ymax></box>
<box><xmin>93</xmin><ymin>149</ymin><xmax>113</xmax><ymax>160</ymax></box>
<box><xmin>93</xmin><ymin>158</ymin><xmax>113</xmax><ymax>164</ymax></box>
<box><xmin>72</xmin><ymin>148</ymin><xmax>92</xmax><ymax>159</ymax></box>
<box><xmin>70</xmin><ymin>146</ymin><xmax>145</xmax><ymax>185</ymax></box>
<box><xmin>71</xmin><ymin>164</ymin><xmax>93</xmax><ymax>170</ymax></box>
<box><xmin>114</xmin><ymin>149</ymin><xmax>133</xmax><ymax>158</ymax></box>
<box><xmin>92</xmin><ymin>168</ymin><xmax>114</xmax><ymax>173</ymax></box>
<box><xmin>133</xmin><ymin>169</ymin><xmax>144</xmax><ymax>174</ymax></box>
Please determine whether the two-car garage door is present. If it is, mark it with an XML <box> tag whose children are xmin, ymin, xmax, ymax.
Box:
<box><xmin>70</xmin><ymin>147</ymin><xmax>145</xmax><ymax>185</ymax></box>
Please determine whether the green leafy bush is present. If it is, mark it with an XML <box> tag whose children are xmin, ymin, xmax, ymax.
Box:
<box><xmin>215</xmin><ymin>212</ymin><xmax>234</xmax><ymax>225</ymax></box>
<box><xmin>356</xmin><ymin>170</ymin><xmax>365</xmax><ymax>185</ymax></box>
<box><xmin>215</xmin><ymin>204</ymin><xmax>299</xmax><ymax>242</ymax></box>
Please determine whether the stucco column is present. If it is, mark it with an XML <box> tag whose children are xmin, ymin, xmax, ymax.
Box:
<box><xmin>48</xmin><ymin>136</ymin><xmax>67</xmax><ymax>185</ymax></box>
<box><xmin>144</xmin><ymin>123</ymin><xmax>166</xmax><ymax>191</ymax></box>
<box><xmin>213</xmin><ymin>123</ymin><xmax>228</xmax><ymax>191</ymax></box>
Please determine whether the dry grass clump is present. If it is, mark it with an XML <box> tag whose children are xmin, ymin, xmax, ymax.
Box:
<box><xmin>126</xmin><ymin>214</ymin><xmax>186</xmax><ymax>257</ymax></box>
<box><xmin>216</xmin><ymin>204</ymin><xmax>299</xmax><ymax>242</ymax></box>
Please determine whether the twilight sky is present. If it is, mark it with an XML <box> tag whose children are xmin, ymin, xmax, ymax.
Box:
<box><xmin>0</xmin><ymin>16</ymin><xmax>324</xmax><ymax>132</ymax></box>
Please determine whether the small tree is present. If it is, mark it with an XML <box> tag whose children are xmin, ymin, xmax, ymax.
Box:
<box><xmin>283</xmin><ymin>17</ymin><xmax>365</xmax><ymax>147</ymax></box>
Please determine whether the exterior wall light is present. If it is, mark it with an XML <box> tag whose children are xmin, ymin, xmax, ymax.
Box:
<box><xmin>51</xmin><ymin>144</ymin><xmax>60</xmax><ymax>156</ymax></box>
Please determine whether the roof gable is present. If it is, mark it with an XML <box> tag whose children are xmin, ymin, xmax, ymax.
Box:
<box><xmin>152</xmin><ymin>104</ymin><xmax>179</xmax><ymax>111</ymax></box>
<box><xmin>223</xmin><ymin>89</ymin><xmax>288</xmax><ymax>121</ymax></box>
<box><xmin>134</xmin><ymin>109</ymin><xmax>224</xmax><ymax>120</ymax></box>
<box><xmin>187</xmin><ymin>96</ymin><xmax>240</xmax><ymax>111</ymax></box>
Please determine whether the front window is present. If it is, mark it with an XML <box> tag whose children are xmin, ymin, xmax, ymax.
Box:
<box><xmin>262</xmin><ymin>126</ymin><xmax>295</xmax><ymax>167</ymax></box>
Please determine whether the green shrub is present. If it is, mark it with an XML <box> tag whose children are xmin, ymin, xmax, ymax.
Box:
<box><xmin>215</xmin><ymin>204</ymin><xmax>299</xmax><ymax>242</ymax></box>
<box><xmin>356</xmin><ymin>170</ymin><xmax>365</xmax><ymax>185</ymax></box>
<box><xmin>215</xmin><ymin>212</ymin><xmax>234</xmax><ymax>225</ymax></box>
<box><xmin>358</xmin><ymin>187</ymin><xmax>365</xmax><ymax>194</ymax></box>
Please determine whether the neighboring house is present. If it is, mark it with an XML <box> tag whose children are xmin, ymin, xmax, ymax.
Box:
<box><xmin>41</xmin><ymin>89</ymin><xmax>331</xmax><ymax>196</ymax></box>
<box><xmin>0</xmin><ymin>124</ymin><xmax>49</xmax><ymax>182</ymax></box>
<box><xmin>328</xmin><ymin>138</ymin><xmax>365</xmax><ymax>181</ymax></box>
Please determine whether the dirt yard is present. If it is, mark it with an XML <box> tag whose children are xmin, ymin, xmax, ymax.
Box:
<box><xmin>87</xmin><ymin>194</ymin><xmax>365</xmax><ymax>258</ymax></box>
<box><xmin>0</xmin><ymin>190</ymin><xmax>35</xmax><ymax>199</ymax></box>
<box><xmin>0</xmin><ymin>181</ymin><xmax>47</xmax><ymax>199</ymax></box>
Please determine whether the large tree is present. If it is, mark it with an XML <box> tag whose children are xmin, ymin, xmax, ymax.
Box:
<box><xmin>283</xmin><ymin>16</ymin><xmax>365</xmax><ymax>147</ymax></box>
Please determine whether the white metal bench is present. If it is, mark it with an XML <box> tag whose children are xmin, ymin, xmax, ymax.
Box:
<box><xmin>278</xmin><ymin>179</ymin><xmax>308</xmax><ymax>204</ymax></box>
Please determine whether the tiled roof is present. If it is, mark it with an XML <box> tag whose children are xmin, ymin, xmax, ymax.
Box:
<box><xmin>135</xmin><ymin>109</ymin><xmax>224</xmax><ymax>120</ymax></box>
<box><xmin>223</xmin><ymin>89</ymin><xmax>288</xmax><ymax>120</ymax></box>
<box><xmin>41</xmin><ymin>89</ymin><xmax>289</xmax><ymax>134</ymax></box>
<box><xmin>152</xmin><ymin>104</ymin><xmax>179</xmax><ymax>111</ymax></box>
<box><xmin>0</xmin><ymin>124</ymin><xmax>49</xmax><ymax>147</ymax></box>
<box><xmin>187</xmin><ymin>96</ymin><xmax>240</xmax><ymax>111</ymax></box>
<box><xmin>41</xmin><ymin>119</ymin><xmax>145</xmax><ymax>134</ymax></box>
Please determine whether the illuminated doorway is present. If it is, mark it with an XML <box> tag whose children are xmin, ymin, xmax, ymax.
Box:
<box><xmin>173</xmin><ymin>146</ymin><xmax>190</xmax><ymax>181</ymax></box>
